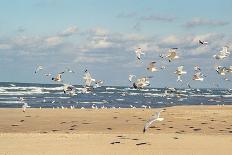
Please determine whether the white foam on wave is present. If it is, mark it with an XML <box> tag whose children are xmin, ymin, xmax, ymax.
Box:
<box><xmin>106</xmin><ymin>87</ymin><xmax>117</xmax><ymax>90</ymax></box>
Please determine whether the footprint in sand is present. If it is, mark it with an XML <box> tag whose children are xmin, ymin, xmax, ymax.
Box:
<box><xmin>70</xmin><ymin>125</ymin><xmax>77</xmax><ymax>128</ymax></box>
<box><xmin>201</xmin><ymin>122</ymin><xmax>208</xmax><ymax>125</ymax></box>
<box><xmin>180</xmin><ymin>130</ymin><xmax>185</xmax><ymax>133</ymax></box>
<box><xmin>60</xmin><ymin>122</ymin><xmax>66</xmax><ymax>124</ymax></box>
<box><xmin>208</xmin><ymin>127</ymin><xmax>214</xmax><ymax>129</ymax></box>
<box><xmin>219</xmin><ymin>129</ymin><xmax>225</xmax><ymax>132</ymax></box>
<box><xmin>69</xmin><ymin>128</ymin><xmax>75</xmax><ymax>130</ymax></box>
<box><xmin>193</xmin><ymin>128</ymin><xmax>201</xmax><ymax>131</ymax></box>
<box><xmin>169</xmin><ymin>126</ymin><xmax>174</xmax><ymax>128</ymax></box>
<box><xmin>136</xmin><ymin>142</ymin><xmax>150</xmax><ymax>146</ymax></box>
<box><xmin>189</xmin><ymin>126</ymin><xmax>194</xmax><ymax>129</ymax></box>
<box><xmin>131</xmin><ymin>138</ymin><xmax>139</xmax><ymax>141</ymax></box>
<box><xmin>11</xmin><ymin>124</ymin><xmax>19</xmax><ymax>127</ymax></box>
<box><xmin>226</xmin><ymin>128</ymin><xmax>231</xmax><ymax>130</ymax></box>
<box><xmin>156</xmin><ymin>128</ymin><xmax>161</xmax><ymax>130</ymax></box>
<box><xmin>82</xmin><ymin>122</ymin><xmax>91</xmax><ymax>124</ymax></box>
<box><xmin>229</xmin><ymin>131</ymin><xmax>232</xmax><ymax>133</ymax></box>
<box><xmin>107</xmin><ymin>128</ymin><xmax>112</xmax><ymax>130</ymax></box>
<box><xmin>173</xmin><ymin>137</ymin><xmax>179</xmax><ymax>140</ymax></box>
<box><xmin>110</xmin><ymin>141</ymin><xmax>121</xmax><ymax>144</ymax></box>
<box><xmin>20</xmin><ymin>120</ymin><xmax>24</xmax><ymax>122</ymax></box>
<box><xmin>52</xmin><ymin>129</ymin><xmax>59</xmax><ymax>132</ymax></box>
<box><xmin>41</xmin><ymin>131</ymin><xmax>48</xmax><ymax>133</ymax></box>
<box><xmin>187</xmin><ymin>118</ymin><xmax>191</xmax><ymax>120</ymax></box>
<box><xmin>113</xmin><ymin>117</ymin><xmax>118</xmax><ymax>119</ymax></box>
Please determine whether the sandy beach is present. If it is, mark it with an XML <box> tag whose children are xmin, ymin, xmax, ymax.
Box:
<box><xmin>0</xmin><ymin>106</ymin><xmax>232</xmax><ymax>155</ymax></box>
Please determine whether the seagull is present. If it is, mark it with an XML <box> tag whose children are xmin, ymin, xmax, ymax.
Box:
<box><xmin>128</xmin><ymin>74</ymin><xmax>136</xmax><ymax>82</ymax></box>
<box><xmin>194</xmin><ymin>65</ymin><xmax>201</xmax><ymax>72</ymax></box>
<box><xmin>133</xmin><ymin>76</ymin><xmax>152</xmax><ymax>89</ymax></box>
<box><xmin>199</xmin><ymin>40</ymin><xmax>208</xmax><ymax>45</ymax></box>
<box><xmin>66</xmin><ymin>68</ymin><xmax>75</xmax><ymax>73</ymax></box>
<box><xmin>22</xmin><ymin>102</ymin><xmax>30</xmax><ymax>113</ymax></box>
<box><xmin>143</xmin><ymin>110</ymin><xmax>164</xmax><ymax>133</ymax></box>
<box><xmin>63</xmin><ymin>84</ymin><xmax>76</xmax><ymax>95</ymax></box>
<box><xmin>52</xmin><ymin>72</ymin><xmax>64</xmax><ymax>82</ymax></box>
<box><xmin>215</xmin><ymin>66</ymin><xmax>228</xmax><ymax>76</ymax></box>
<box><xmin>44</xmin><ymin>73</ymin><xmax>52</xmax><ymax>77</ymax></box>
<box><xmin>213</xmin><ymin>46</ymin><xmax>230</xmax><ymax>60</ymax></box>
<box><xmin>160</xmin><ymin>48</ymin><xmax>179</xmax><ymax>62</ymax></box>
<box><xmin>174</xmin><ymin>66</ymin><xmax>187</xmax><ymax>82</ymax></box>
<box><xmin>94</xmin><ymin>80</ymin><xmax>104</xmax><ymax>88</ymax></box>
<box><xmin>83</xmin><ymin>70</ymin><xmax>95</xmax><ymax>86</ymax></box>
<box><xmin>34</xmin><ymin>65</ymin><xmax>43</xmax><ymax>74</ymax></box>
<box><xmin>135</xmin><ymin>47</ymin><xmax>145</xmax><ymax>60</ymax></box>
<box><xmin>192</xmin><ymin>72</ymin><xmax>204</xmax><ymax>81</ymax></box>
<box><xmin>147</xmin><ymin>62</ymin><xmax>158</xmax><ymax>72</ymax></box>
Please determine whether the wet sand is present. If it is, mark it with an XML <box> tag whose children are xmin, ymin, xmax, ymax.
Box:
<box><xmin>0</xmin><ymin>105</ymin><xmax>232</xmax><ymax>155</ymax></box>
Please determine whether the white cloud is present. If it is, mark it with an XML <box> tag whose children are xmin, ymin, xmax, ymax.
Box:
<box><xmin>45</xmin><ymin>36</ymin><xmax>62</xmax><ymax>46</ymax></box>
<box><xmin>184</xmin><ymin>18</ymin><xmax>229</xmax><ymax>28</ymax></box>
<box><xmin>60</xmin><ymin>26</ymin><xmax>78</xmax><ymax>37</ymax></box>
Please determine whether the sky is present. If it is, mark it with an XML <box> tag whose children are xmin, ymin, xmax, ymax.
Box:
<box><xmin>0</xmin><ymin>0</ymin><xmax>232</xmax><ymax>88</ymax></box>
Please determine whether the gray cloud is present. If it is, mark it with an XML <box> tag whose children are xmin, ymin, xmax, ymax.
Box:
<box><xmin>184</xmin><ymin>18</ymin><xmax>229</xmax><ymax>28</ymax></box>
<box><xmin>140</xmin><ymin>15</ymin><xmax>176</xmax><ymax>22</ymax></box>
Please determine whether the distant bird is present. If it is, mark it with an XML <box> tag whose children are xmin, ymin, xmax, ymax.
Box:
<box><xmin>192</xmin><ymin>72</ymin><xmax>204</xmax><ymax>81</ymax></box>
<box><xmin>44</xmin><ymin>73</ymin><xmax>52</xmax><ymax>77</ymax></box>
<box><xmin>213</xmin><ymin>46</ymin><xmax>230</xmax><ymax>60</ymax></box>
<box><xmin>160</xmin><ymin>48</ymin><xmax>179</xmax><ymax>62</ymax></box>
<box><xmin>194</xmin><ymin>65</ymin><xmax>201</xmax><ymax>72</ymax></box>
<box><xmin>63</xmin><ymin>84</ymin><xmax>75</xmax><ymax>95</ymax></box>
<box><xmin>199</xmin><ymin>40</ymin><xmax>208</xmax><ymax>45</ymax></box>
<box><xmin>143</xmin><ymin>110</ymin><xmax>164</xmax><ymax>133</ymax></box>
<box><xmin>83</xmin><ymin>70</ymin><xmax>95</xmax><ymax>86</ymax></box>
<box><xmin>66</xmin><ymin>68</ymin><xmax>75</xmax><ymax>73</ymax></box>
<box><xmin>34</xmin><ymin>65</ymin><xmax>43</xmax><ymax>74</ymax></box>
<box><xmin>174</xmin><ymin>66</ymin><xmax>187</xmax><ymax>82</ymax></box>
<box><xmin>147</xmin><ymin>62</ymin><xmax>158</xmax><ymax>72</ymax></box>
<box><xmin>94</xmin><ymin>80</ymin><xmax>104</xmax><ymax>88</ymax></box>
<box><xmin>22</xmin><ymin>102</ymin><xmax>30</xmax><ymax>113</ymax></box>
<box><xmin>129</xmin><ymin>75</ymin><xmax>136</xmax><ymax>82</ymax></box>
<box><xmin>135</xmin><ymin>47</ymin><xmax>145</xmax><ymax>60</ymax></box>
<box><xmin>215</xmin><ymin>66</ymin><xmax>228</xmax><ymax>76</ymax></box>
<box><xmin>133</xmin><ymin>76</ymin><xmax>152</xmax><ymax>89</ymax></box>
<box><xmin>52</xmin><ymin>72</ymin><xmax>64</xmax><ymax>82</ymax></box>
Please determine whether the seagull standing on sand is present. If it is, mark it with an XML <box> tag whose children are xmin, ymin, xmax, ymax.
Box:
<box><xmin>34</xmin><ymin>65</ymin><xmax>43</xmax><ymax>74</ymax></box>
<box><xmin>147</xmin><ymin>62</ymin><xmax>158</xmax><ymax>72</ymax></box>
<box><xmin>143</xmin><ymin>110</ymin><xmax>164</xmax><ymax>133</ymax></box>
<box><xmin>174</xmin><ymin>66</ymin><xmax>187</xmax><ymax>82</ymax></box>
<box><xmin>135</xmin><ymin>47</ymin><xmax>145</xmax><ymax>60</ymax></box>
<box><xmin>213</xmin><ymin>46</ymin><xmax>230</xmax><ymax>60</ymax></box>
<box><xmin>22</xmin><ymin>102</ymin><xmax>30</xmax><ymax>113</ymax></box>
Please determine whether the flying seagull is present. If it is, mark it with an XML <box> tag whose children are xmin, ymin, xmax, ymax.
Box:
<box><xmin>147</xmin><ymin>61</ymin><xmax>158</xmax><ymax>72</ymax></box>
<box><xmin>192</xmin><ymin>72</ymin><xmax>204</xmax><ymax>81</ymax></box>
<box><xmin>129</xmin><ymin>75</ymin><xmax>136</xmax><ymax>82</ymax></box>
<box><xmin>199</xmin><ymin>40</ymin><xmax>208</xmax><ymax>46</ymax></box>
<box><xmin>133</xmin><ymin>76</ymin><xmax>152</xmax><ymax>89</ymax></box>
<box><xmin>213</xmin><ymin>46</ymin><xmax>230</xmax><ymax>60</ymax></box>
<box><xmin>83</xmin><ymin>69</ymin><xmax>96</xmax><ymax>86</ymax></box>
<box><xmin>174</xmin><ymin>66</ymin><xmax>187</xmax><ymax>82</ymax></box>
<box><xmin>52</xmin><ymin>72</ymin><xmax>65</xmax><ymax>82</ymax></box>
<box><xmin>143</xmin><ymin>110</ymin><xmax>164</xmax><ymax>133</ymax></box>
<box><xmin>63</xmin><ymin>84</ymin><xmax>76</xmax><ymax>95</ymax></box>
<box><xmin>135</xmin><ymin>47</ymin><xmax>145</xmax><ymax>60</ymax></box>
<box><xmin>94</xmin><ymin>80</ymin><xmax>104</xmax><ymax>88</ymax></box>
<box><xmin>160</xmin><ymin>48</ymin><xmax>179</xmax><ymax>62</ymax></box>
<box><xmin>34</xmin><ymin>65</ymin><xmax>43</xmax><ymax>74</ymax></box>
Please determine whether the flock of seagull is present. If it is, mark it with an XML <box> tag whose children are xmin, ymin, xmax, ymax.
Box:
<box><xmin>20</xmin><ymin>39</ymin><xmax>231</xmax><ymax>133</ymax></box>
<box><xmin>130</xmin><ymin>40</ymin><xmax>231</xmax><ymax>89</ymax></box>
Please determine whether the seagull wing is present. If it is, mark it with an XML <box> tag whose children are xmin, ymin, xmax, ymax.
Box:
<box><xmin>143</xmin><ymin>115</ymin><xmax>158</xmax><ymax>133</ymax></box>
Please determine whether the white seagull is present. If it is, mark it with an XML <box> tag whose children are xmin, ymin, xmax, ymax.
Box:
<box><xmin>135</xmin><ymin>47</ymin><xmax>145</xmax><ymax>60</ymax></box>
<box><xmin>133</xmin><ymin>76</ymin><xmax>152</xmax><ymax>89</ymax></box>
<box><xmin>160</xmin><ymin>48</ymin><xmax>179</xmax><ymax>62</ymax></box>
<box><xmin>83</xmin><ymin>70</ymin><xmax>96</xmax><ymax>86</ymax></box>
<box><xmin>94</xmin><ymin>80</ymin><xmax>104</xmax><ymax>88</ymax></box>
<box><xmin>34</xmin><ymin>65</ymin><xmax>43</xmax><ymax>74</ymax></box>
<box><xmin>213</xmin><ymin>46</ymin><xmax>230</xmax><ymax>60</ymax></box>
<box><xmin>192</xmin><ymin>72</ymin><xmax>204</xmax><ymax>81</ymax></box>
<box><xmin>147</xmin><ymin>61</ymin><xmax>158</xmax><ymax>72</ymax></box>
<box><xmin>174</xmin><ymin>66</ymin><xmax>187</xmax><ymax>82</ymax></box>
<box><xmin>128</xmin><ymin>74</ymin><xmax>136</xmax><ymax>82</ymax></box>
<box><xmin>143</xmin><ymin>110</ymin><xmax>164</xmax><ymax>133</ymax></box>
<box><xmin>22</xmin><ymin>102</ymin><xmax>30</xmax><ymax>113</ymax></box>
